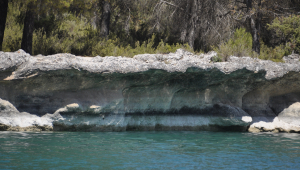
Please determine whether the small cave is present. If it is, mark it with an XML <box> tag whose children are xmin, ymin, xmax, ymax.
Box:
<box><xmin>268</xmin><ymin>92</ymin><xmax>300</xmax><ymax>115</ymax></box>
<box><xmin>241</xmin><ymin>90</ymin><xmax>276</xmax><ymax>117</ymax></box>
<box><xmin>242</xmin><ymin>89</ymin><xmax>300</xmax><ymax>117</ymax></box>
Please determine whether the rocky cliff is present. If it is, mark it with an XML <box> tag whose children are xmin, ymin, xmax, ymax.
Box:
<box><xmin>1</xmin><ymin>49</ymin><xmax>300</xmax><ymax>132</ymax></box>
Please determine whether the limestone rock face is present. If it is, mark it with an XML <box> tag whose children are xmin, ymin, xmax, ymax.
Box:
<box><xmin>1</xmin><ymin>49</ymin><xmax>300</xmax><ymax>132</ymax></box>
<box><xmin>278</xmin><ymin>102</ymin><xmax>300</xmax><ymax>126</ymax></box>
<box><xmin>248</xmin><ymin>101</ymin><xmax>300</xmax><ymax>133</ymax></box>
<box><xmin>283</xmin><ymin>53</ymin><xmax>300</xmax><ymax>64</ymax></box>
<box><xmin>0</xmin><ymin>98</ymin><xmax>54</xmax><ymax>131</ymax></box>
<box><xmin>0</xmin><ymin>98</ymin><xmax>19</xmax><ymax>114</ymax></box>
<box><xmin>248</xmin><ymin>117</ymin><xmax>300</xmax><ymax>133</ymax></box>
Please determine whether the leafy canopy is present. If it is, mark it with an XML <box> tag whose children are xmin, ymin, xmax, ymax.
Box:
<box><xmin>268</xmin><ymin>15</ymin><xmax>300</xmax><ymax>53</ymax></box>
<box><xmin>20</xmin><ymin>0</ymin><xmax>75</xmax><ymax>12</ymax></box>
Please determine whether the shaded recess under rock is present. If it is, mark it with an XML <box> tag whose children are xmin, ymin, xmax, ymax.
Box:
<box><xmin>0</xmin><ymin>49</ymin><xmax>300</xmax><ymax>132</ymax></box>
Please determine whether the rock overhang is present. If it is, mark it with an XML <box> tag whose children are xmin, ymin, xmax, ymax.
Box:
<box><xmin>1</xmin><ymin>49</ymin><xmax>300</xmax><ymax>132</ymax></box>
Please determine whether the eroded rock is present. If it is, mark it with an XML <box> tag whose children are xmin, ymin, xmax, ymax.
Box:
<box><xmin>0</xmin><ymin>98</ymin><xmax>56</xmax><ymax>130</ymax></box>
<box><xmin>283</xmin><ymin>53</ymin><xmax>300</xmax><ymax>64</ymax></box>
<box><xmin>278</xmin><ymin>102</ymin><xmax>300</xmax><ymax>126</ymax></box>
<box><xmin>0</xmin><ymin>124</ymin><xmax>53</xmax><ymax>132</ymax></box>
<box><xmin>248</xmin><ymin>117</ymin><xmax>300</xmax><ymax>133</ymax></box>
<box><xmin>0</xmin><ymin>98</ymin><xmax>19</xmax><ymax>114</ymax></box>
<box><xmin>1</xmin><ymin>49</ymin><xmax>300</xmax><ymax>132</ymax></box>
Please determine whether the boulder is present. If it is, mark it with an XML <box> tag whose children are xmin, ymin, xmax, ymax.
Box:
<box><xmin>278</xmin><ymin>102</ymin><xmax>300</xmax><ymax>126</ymax></box>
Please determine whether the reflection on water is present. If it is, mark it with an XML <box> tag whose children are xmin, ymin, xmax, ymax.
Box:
<box><xmin>0</xmin><ymin>131</ymin><xmax>300</xmax><ymax>169</ymax></box>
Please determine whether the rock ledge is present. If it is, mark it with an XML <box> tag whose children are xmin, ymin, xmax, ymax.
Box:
<box><xmin>1</xmin><ymin>49</ymin><xmax>300</xmax><ymax>132</ymax></box>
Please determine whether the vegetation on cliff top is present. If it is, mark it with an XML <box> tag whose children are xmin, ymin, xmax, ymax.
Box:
<box><xmin>0</xmin><ymin>0</ymin><xmax>299</xmax><ymax>61</ymax></box>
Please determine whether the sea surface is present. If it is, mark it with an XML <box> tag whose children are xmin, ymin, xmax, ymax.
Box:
<box><xmin>0</xmin><ymin>131</ymin><xmax>300</xmax><ymax>170</ymax></box>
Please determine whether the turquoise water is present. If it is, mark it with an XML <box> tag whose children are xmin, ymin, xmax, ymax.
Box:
<box><xmin>0</xmin><ymin>132</ymin><xmax>300</xmax><ymax>170</ymax></box>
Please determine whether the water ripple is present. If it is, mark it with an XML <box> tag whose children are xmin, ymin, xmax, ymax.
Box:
<box><xmin>0</xmin><ymin>132</ymin><xmax>300</xmax><ymax>169</ymax></box>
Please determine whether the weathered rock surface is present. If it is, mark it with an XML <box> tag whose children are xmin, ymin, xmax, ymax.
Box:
<box><xmin>0</xmin><ymin>123</ymin><xmax>53</xmax><ymax>131</ymax></box>
<box><xmin>248</xmin><ymin>117</ymin><xmax>300</xmax><ymax>133</ymax></box>
<box><xmin>1</xmin><ymin>49</ymin><xmax>300</xmax><ymax>132</ymax></box>
<box><xmin>0</xmin><ymin>98</ymin><xmax>54</xmax><ymax>131</ymax></box>
<box><xmin>278</xmin><ymin>102</ymin><xmax>300</xmax><ymax>126</ymax></box>
<box><xmin>283</xmin><ymin>53</ymin><xmax>300</xmax><ymax>64</ymax></box>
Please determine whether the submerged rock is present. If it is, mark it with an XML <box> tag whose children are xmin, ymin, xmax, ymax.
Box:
<box><xmin>0</xmin><ymin>49</ymin><xmax>300</xmax><ymax>132</ymax></box>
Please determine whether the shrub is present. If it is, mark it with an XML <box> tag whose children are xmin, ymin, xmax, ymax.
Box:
<box><xmin>92</xmin><ymin>34</ymin><xmax>190</xmax><ymax>57</ymax></box>
<box><xmin>213</xmin><ymin>27</ymin><xmax>290</xmax><ymax>62</ymax></box>
<box><xmin>268</xmin><ymin>15</ymin><xmax>300</xmax><ymax>54</ymax></box>
<box><xmin>2</xmin><ymin>24</ymin><xmax>23</xmax><ymax>52</ymax></box>
<box><xmin>33</xmin><ymin>28</ymin><xmax>71</xmax><ymax>55</ymax></box>
<box><xmin>211</xmin><ymin>55</ymin><xmax>223</xmax><ymax>62</ymax></box>
<box><xmin>213</xmin><ymin>28</ymin><xmax>252</xmax><ymax>61</ymax></box>
<box><xmin>4</xmin><ymin>6</ymin><xmax>191</xmax><ymax>57</ymax></box>
<box><xmin>2</xmin><ymin>2</ymin><xmax>24</xmax><ymax>52</ymax></box>
<box><xmin>259</xmin><ymin>42</ymin><xmax>288</xmax><ymax>62</ymax></box>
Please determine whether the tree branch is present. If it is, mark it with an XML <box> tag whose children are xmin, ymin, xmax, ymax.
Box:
<box><xmin>159</xmin><ymin>0</ymin><xmax>184</xmax><ymax>11</ymax></box>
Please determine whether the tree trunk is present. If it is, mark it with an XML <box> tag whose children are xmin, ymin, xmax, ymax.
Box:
<box><xmin>245</xmin><ymin>0</ymin><xmax>261</xmax><ymax>54</ymax></box>
<box><xmin>91</xmin><ymin>12</ymin><xmax>98</xmax><ymax>30</ymax></box>
<box><xmin>179</xmin><ymin>0</ymin><xmax>197</xmax><ymax>50</ymax></box>
<box><xmin>91</xmin><ymin>2</ymin><xmax>99</xmax><ymax>30</ymax></box>
<box><xmin>187</xmin><ymin>0</ymin><xmax>198</xmax><ymax>50</ymax></box>
<box><xmin>246</xmin><ymin>0</ymin><xmax>252</xmax><ymax>12</ymax></box>
<box><xmin>124</xmin><ymin>9</ymin><xmax>130</xmax><ymax>35</ymax></box>
<box><xmin>100</xmin><ymin>1</ymin><xmax>111</xmax><ymax>38</ymax></box>
<box><xmin>21</xmin><ymin>2</ymin><xmax>35</xmax><ymax>55</ymax></box>
<box><xmin>180</xmin><ymin>1</ymin><xmax>190</xmax><ymax>42</ymax></box>
<box><xmin>250</xmin><ymin>15</ymin><xmax>261</xmax><ymax>54</ymax></box>
<box><xmin>250</xmin><ymin>0</ymin><xmax>261</xmax><ymax>54</ymax></box>
<box><xmin>0</xmin><ymin>0</ymin><xmax>8</xmax><ymax>51</ymax></box>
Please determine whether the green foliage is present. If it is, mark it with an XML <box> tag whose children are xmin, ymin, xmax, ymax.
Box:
<box><xmin>211</xmin><ymin>55</ymin><xmax>223</xmax><ymax>62</ymax></box>
<box><xmin>2</xmin><ymin>0</ymin><xmax>299</xmax><ymax>63</ymax></box>
<box><xmin>2</xmin><ymin>24</ymin><xmax>23</xmax><ymax>52</ymax></box>
<box><xmin>268</xmin><ymin>15</ymin><xmax>300</xmax><ymax>54</ymax></box>
<box><xmin>2</xmin><ymin>3</ymin><xmax>188</xmax><ymax>57</ymax></box>
<box><xmin>33</xmin><ymin>13</ymin><xmax>90</xmax><ymax>55</ymax></box>
<box><xmin>92</xmin><ymin>34</ymin><xmax>187</xmax><ymax>57</ymax></box>
<box><xmin>3</xmin><ymin>1</ymin><xmax>189</xmax><ymax>57</ymax></box>
<box><xmin>2</xmin><ymin>2</ymin><xmax>24</xmax><ymax>52</ymax></box>
<box><xmin>213</xmin><ymin>28</ymin><xmax>253</xmax><ymax>61</ymax></box>
<box><xmin>213</xmin><ymin>28</ymin><xmax>290</xmax><ymax>62</ymax></box>
<box><xmin>259</xmin><ymin>42</ymin><xmax>288</xmax><ymax>62</ymax></box>
<box><xmin>32</xmin><ymin>13</ymin><xmax>187</xmax><ymax>57</ymax></box>
<box><xmin>33</xmin><ymin>29</ymin><xmax>69</xmax><ymax>55</ymax></box>
<box><xmin>19</xmin><ymin>0</ymin><xmax>74</xmax><ymax>12</ymax></box>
